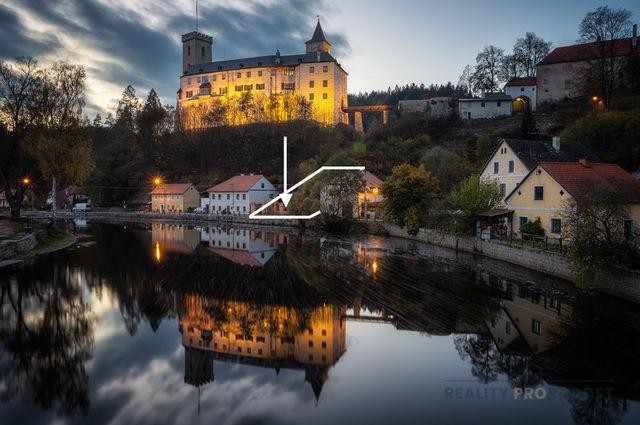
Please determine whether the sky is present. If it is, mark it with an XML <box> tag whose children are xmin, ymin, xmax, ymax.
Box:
<box><xmin>1</xmin><ymin>0</ymin><xmax>639</xmax><ymax>117</ymax></box>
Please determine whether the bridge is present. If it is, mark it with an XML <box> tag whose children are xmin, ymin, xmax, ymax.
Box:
<box><xmin>342</xmin><ymin>104</ymin><xmax>395</xmax><ymax>132</ymax></box>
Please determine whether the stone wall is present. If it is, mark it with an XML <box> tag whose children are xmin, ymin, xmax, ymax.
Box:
<box><xmin>0</xmin><ymin>233</ymin><xmax>37</xmax><ymax>260</ymax></box>
<box><xmin>384</xmin><ymin>224</ymin><xmax>640</xmax><ymax>303</ymax></box>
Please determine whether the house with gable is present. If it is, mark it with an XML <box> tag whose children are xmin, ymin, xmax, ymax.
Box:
<box><xmin>207</xmin><ymin>174</ymin><xmax>278</xmax><ymax>215</ymax></box>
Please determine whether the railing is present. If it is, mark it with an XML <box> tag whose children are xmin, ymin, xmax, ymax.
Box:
<box><xmin>494</xmin><ymin>232</ymin><xmax>564</xmax><ymax>253</ymax></box>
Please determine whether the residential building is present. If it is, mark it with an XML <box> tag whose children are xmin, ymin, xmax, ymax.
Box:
<box><xmin>177</xmin><ymin>20</ymin><xmax>348</xmax><ymax>128</ymax></box>
<box><xmin>536</xmin><ymin>24</ymin><xmax>639</xmax><ymax>105</ymax></box>
<box><xmin>151</xmin><ymin>222</ymin><xmax>200</xmax><ymax>256</ymax></box>
<box><xmin>458</xmin><ymin>92</ymin><xmax>512</xmax><ymax>120</ymax></box>
<box><xmin>505</xmin><ymin>159</ymin><xmax>640</xmax><ymax>236</ymax></box>
<box><xmin>356</xmin><ymin>171</ymin><xmax>384</xmax><ymax>219</ymax></box>
<box><xmin>207</xmin><ymin>175</ymin><xmax>278</xmax><ymax>215</ymax></box>
<box><xmin>504</xmin><ymin>77</ymin><xmax>537</xmax><ymax>112</ymax></box>
<box><xmin>480</xmin><ymin>137</ymin><xmax>598</xmax><ymax>201</ymax></box>
<box><xmin>199</xmin><ymin>226</ymin><xmax>285</xmax><ymax>266</ymax></box>
<box><xmin>46</xmin><ymin>185</ymin><xmax>90</xmax><ymax>209</ymax></box>
<box><xmin>150</xmin><ymin>183</ymin><xmax>200</xmax><ymax>213</ymax></box>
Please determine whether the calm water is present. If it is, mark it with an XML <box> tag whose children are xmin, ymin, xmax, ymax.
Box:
<box><xmin>1</xmin><ymin>221</ymin><xmax>640</xmax><ymax>425</ymax></box>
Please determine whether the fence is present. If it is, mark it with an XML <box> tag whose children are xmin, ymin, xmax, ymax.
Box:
<box><xmin>495</xmin><ymin>232</ymin><xmax>563</xmax><ymax>253</ymax></box>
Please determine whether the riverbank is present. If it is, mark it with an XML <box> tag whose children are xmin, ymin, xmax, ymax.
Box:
<box><xmin>0</xmin><ymin>225</ymin><xmax>77</xmax><ymax>270</ymax></box>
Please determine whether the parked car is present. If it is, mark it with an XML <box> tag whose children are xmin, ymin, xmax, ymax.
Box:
<box><xmin>72</xmin><ymin>202</ymin><xmax>92</xmax><ymax>212</ymax></box>
<box><xmin>193</xmin><ymin>206</ymin><xmax>206</xmax><ymax>214</ymax></box>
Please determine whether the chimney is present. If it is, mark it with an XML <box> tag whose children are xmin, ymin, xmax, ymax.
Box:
<box><xmin>633</xmin><ymin>24</ymin><xmax>638</xmax><ymax>49</ymax></box>
<box><xmin>579</xmin><ymin>157</ymin><xmax>591</xmax><ymax>167</ymax></box>
<box><xmin>552</xmin><ymin>136</ymin><xmax>561</xmax><ymax>152</ymax></box>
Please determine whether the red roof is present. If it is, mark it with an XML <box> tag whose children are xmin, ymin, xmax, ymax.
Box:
<box><xmin>538</xmin><ymin>38</ymin><xmax>639</xmax><ymax>66</ymax></box>
<box><xmin>363</xmin><ymin>171</ymin><xmax>383</xmax><ymax>188</ymax></box>
<box><xmin>207</xmin><ymin>247</ymin><xmax>263</xmax><ymax>266</ymax></box>
<box><xmin>150</xmin><ymin>183</ymin><xmax>194</xmax><ymax>195</ymax></box>
<box><xmin>505</xmin><ymin>77</ymin><xmax>537</xmax><ymax>87</ymax></box>
<box><xmin>207</xmin><ymin>175</ymin><xmax>265</xmax><ymax>192</ymax></box>
<box><xmin>540</xmin><ymin>161</ymin><xmax>640</xmax><ymax>203</ymax></box>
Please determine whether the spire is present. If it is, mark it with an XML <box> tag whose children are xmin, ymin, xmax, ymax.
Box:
<box><xmin>305</xmin><ymin>18</ymin><xmax>331</xmax><ymax>54</ymax></box>
<box><xmin>308</xmin><ymin>19</ymin><xmax>328</xmax><ymax>43</ymax></box>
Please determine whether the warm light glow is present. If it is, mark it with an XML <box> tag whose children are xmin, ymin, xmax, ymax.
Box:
<box><xmin>371</xmin><ymin>260</ymin><xmax>378</xmax><ymax>273</ymax></box>
<box><xmin>371</xmin><ymin>187</ymin><xmax>379</xmax><ymax>195</ymax></box>
<box><xmin>21</xmin><ymin>177</ymin><xmax>30</xmax><ymax>185</ymax></box>
<box><xmin>153</xmin><ymin>176</ymin><xmax>163</xmax><ymax>186</ymax></box>
<box><xmin>154</xmin><ymin>242</ymin><xmax>161</xmax><ymax>263</ymax></box>
<box><xmin>592</xmin><ymin>96</ymin><xmax>598</xmax><ymax>101</ymax></box>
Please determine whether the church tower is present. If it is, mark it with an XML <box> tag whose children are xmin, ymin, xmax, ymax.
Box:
<box><xmin>181</xmin><ymin>31</ymin><xmax>213</xmax><ymax>74</ymax></box>
<box><xmin>305</xmin><ymin>20</ymin><xmax>331</xmax><ymax>54</ymax></box>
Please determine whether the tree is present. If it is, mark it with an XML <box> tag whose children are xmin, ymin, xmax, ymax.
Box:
<box><xmin>0</xmin><ymin>57</ymin><xmax>42</xmax><ymax>218</ymax></box>
<box><xmin>512</xmin><ymin>32</ymin><xmax>552</xmax><ymax>77</ymax></box>
<box><xmin>115</xmin><ymin>85</ymin><xmax>140</xmax><ymax>131</ymax></box>
<box><xmin>498</xmin><ymin>54</ymin><xmax>522</xmax><ymax>81</ymax></box>
<box><xmin>519</xmin><ymin>106</ymin><xmax>537</xmax><ymax>137</ymax></box>
<box><xmin>421</xmin><ymin>146</ymin><xmax>469</xmax><ymax>193</ymax></box>
<box><xmin>238</xmin><ymin>91</ymin><xmax>254</xmax><ymax>123</ymax></box>
<box><xmin>578</xmin><ymin>6</ymin><xmax>633</xmax><ymax>108</ymax></box>
<box><xmin>457</xmin><ymin>64</ymin><xmax>475</xmax><ymax>96</ymax></box>
<box><xmin>561</xmin><ymin>185</ymin><xmax>636</xmax><ymax>288</ymax></box>
<box><xmin>446</xmin><ymin>175</ymin><xmax>502</xmax><ymax>234</ymax></box>
<box><xmin>472</xmin><ymin>46</ymin><xmax>505</xmax><ymax>93</ymax></box>
<box><xmin>382</xmin><ymin>164</ymin><xmax>439</xmax><ymax>232</ymax></box>
<box><xmin>137</xmin><ymin>89</ymin><xmax>167</xmax><ymax>147</ymax></box>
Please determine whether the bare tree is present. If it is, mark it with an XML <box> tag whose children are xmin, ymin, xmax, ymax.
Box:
<box><xmin>457</xmin><ymin>64</ymin><xmax>475</xmax><ymax>96</ymax></box>
<box><xmin>472</xmin><ymin>46</ymin><xmax>505</xmax><ymax>93</ymax></box>
<box><xmin>513</xmin><ymin>32</ymin><xmax>552</xmax><ymax>77</ymax></box>
<box><xmin>498</xmin><ymin>54</ymin><xmax>523</xmax><ymax>82</ymax></box>
<box><xmin>578</xmin><ymin>6</ymin><xmax>633</xmax><ymax>108</ymax></box>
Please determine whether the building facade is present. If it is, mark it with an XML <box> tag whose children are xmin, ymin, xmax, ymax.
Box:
<box><xmin>177</xmin><ymin>21</ymin><xmax>349</xmax><ymax>129</ymax></box>
<box><xmin>504</xmin><ymin>77</ymin><xmax>537</xmax><ymax>112</ymax></box>
<box><xmin>207</xmin><ymin>175</ymin><xmax>278</xmax><ymax>215</ymax></box>
<box><xmin>150</xmin><ymin>183</ymin><xmax>200</xmax><ymax>213</ymax></box>
<box><xmin>458</xmin><ymin>93</ymin><xmax>512</xmax><ymax>120</ymax></box>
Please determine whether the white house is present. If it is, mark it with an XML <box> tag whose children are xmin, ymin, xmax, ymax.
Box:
<box><xmin>458</xmin><ymin>92</ymin><xmax>512</xmax><ymax>120</ymax></box>
<box><xmin>504</xmin><ymin>77</ymin><xmax>537</xmax><ymax>112</ymax></box>
<box><xmin>199</xmin><ymin>225</ymin><xmax>284</xmax><ymax>266</ymax></box>
<box><xmin>207</xmin><ymin>174</ymin><xmax>278</xmax><ymax>215</ymax></box>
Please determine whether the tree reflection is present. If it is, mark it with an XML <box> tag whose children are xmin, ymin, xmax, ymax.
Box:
<box><xmin>567</xmin><ymin>389</ymin><xmax>625</xmax><ymax>425</ymax></box>
<box><xmin>0</xmin><ymin>262</ymin><xmax>95</xmax><ymax>416</ymax></box>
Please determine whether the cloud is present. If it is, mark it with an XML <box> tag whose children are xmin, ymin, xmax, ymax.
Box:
<box><xmin>0</xmin><ymin>0</ymin><xmax>349</xmax><ymax>117</ymax></box>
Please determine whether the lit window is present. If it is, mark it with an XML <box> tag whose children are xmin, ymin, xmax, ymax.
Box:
<box><xmin>309</xmin><ymin>80</ymin><xmax>315</xmax><ymax>88</ymax></box>
<box><xmin>322</xmin><ymin>80</ymin><xmax>328</xmax><ymax>87</ymax></box>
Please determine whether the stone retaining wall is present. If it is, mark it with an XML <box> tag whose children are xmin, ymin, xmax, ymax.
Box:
<box><xmin>0</xmin><ymin>233</ymin><xmax>38</xmax><ymax>260</ymax></box>
<box><xmin>384</xmin><ymin>224</ymin><xmax>640</xmax><ymax>303</ymax></box>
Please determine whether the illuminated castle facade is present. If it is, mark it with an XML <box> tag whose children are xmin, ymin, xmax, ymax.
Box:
<box><xmin>177</xmin><ymin>21</ymin><xmax>349</xmax><ymax>129</ymax></box>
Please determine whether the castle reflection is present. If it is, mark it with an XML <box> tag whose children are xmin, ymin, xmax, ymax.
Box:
<box><xmin>178</xmin><ymin>294</ymin><xmax>346</xmax><ymax>400</ymax></box>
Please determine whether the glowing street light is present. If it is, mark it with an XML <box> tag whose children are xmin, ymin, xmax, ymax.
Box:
<box><xmin>21</xmin><ymin>177</ymin><xmax>31</xmax><ymax>185</ymax></box>
<box><xmin>154</xmin><ymin>241</ymin><xmax>162</xmax><ymax>263</ymax></box>
<box><xmin>153</xmin><ymin>176</ymin><xmax>163</xmax><ymax>186</ymax></box>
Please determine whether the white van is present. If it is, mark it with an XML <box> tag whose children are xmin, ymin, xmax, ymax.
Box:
<box><xmin>72</xmin><ymin>203</ymin><xmax>92</xmax><ymax>212</ymax></box>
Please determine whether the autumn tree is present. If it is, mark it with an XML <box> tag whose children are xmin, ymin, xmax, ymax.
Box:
<box><xmin>382</xmin><ymin>164</ymin><xmax>439</xmax><ymax>235</ymax></box>
<box><xmin>578</xmin><ymin>6</ymin><xmax>633</xmax><ymax>108</ymax></box>
<box><xmin>446</xmin><ymin>175</ymin><xmax>502</xmax><ymax>234</ymax></box>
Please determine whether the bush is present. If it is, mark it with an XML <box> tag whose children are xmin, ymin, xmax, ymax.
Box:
<box><xmin>520</xmin><ymin>218</ymin><xmax>544</xmax><ymax>238</ymax></box>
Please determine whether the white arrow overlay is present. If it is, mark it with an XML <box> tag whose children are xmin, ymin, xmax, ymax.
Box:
<box><xmin>249</xmin><ymin>136</ymin><xmax>364</xmax><ymax>220</ymax></box>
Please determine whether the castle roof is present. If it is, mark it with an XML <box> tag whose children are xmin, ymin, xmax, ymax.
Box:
<box><xmin>307</xmin><ymin>21</ymin><xmax>330</xmax><ymax>45</ymax></box>
<box><xmin>505</xmin><ymin>76</ymin><xmax>537</xmax><ymax>87</ymax></box>
<box><xmin>538</xmin><ymin>37</ymin><xmax>640</xmax><ymax>66</ymax></box>
<box><xmin>184</xmin><ymin>51</ymin><xmax>342</xmax><ymax>76</ymax></box>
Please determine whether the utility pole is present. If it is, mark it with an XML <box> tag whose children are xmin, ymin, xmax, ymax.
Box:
<box><xmin>51</xmin><ymin>176</ymin><xmax>57</xmax><ymax>219</ymax></box>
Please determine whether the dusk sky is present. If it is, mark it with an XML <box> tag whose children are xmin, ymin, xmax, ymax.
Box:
<box><xmin>1</xmin><ymin>0</ymin><xmax>639</xmax><ymax>117</ymax></box>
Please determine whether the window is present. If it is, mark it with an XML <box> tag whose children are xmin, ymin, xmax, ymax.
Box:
<box><xmin>244</xmin><ymin>84</ymin><xmax>253</xmax><ymax>90</ymax></box>
<box><xmin>534</xmin><ymin>186</ymin><xmax>544</xmax><ymax>200</ymax></box>
<box><xmin>236</xmin><ymin>72</ymin><xmax>241</xmax><ymax>79</ymax></box>
<box><xmin>283</xmin><ymin>67</ymin><xmax>295</xmax><ymax>76</ymax></box>
<box><xmin>322</xmin><ymin>80</ymin><xmax>328</xmax><ymax>87</ymax></box>
<box><xmin>227</xmin><ymin>194</ymin><xmax>230</xmax><ymax>200</ymax></box>
<box><xmin>212</xmin><ymin>75</ymin><xmax>217</xmax><ymax>81</ymax></box>
<box><xmin>520</xmin><ymin>87</ymin><xmax>525</xmax><ymax>92</ymax></box>
<box><xmin>235</xmin><ymin>85</ymin><xmax>243</xmax><ymax>92</ymax></box>
<box><xmin>246</xmin><ymin>71</ymin><xmax>251</xmax><ymax>78</ymax></box>
<box><xmin>281</xmin><ymin>82</ymin><xmax>295</xmax><ymax>90</ymax></box>
<box><xmin>321</xmin><ymin>329</ymin><xmax>327</xmax><ymax>336</ymax></box>
<box><xmin>564</xmin><ymin>80</ymin><xmax>572</xmax><ymax>90</ymax></box>
<box><xmin>508</xmin><ymin>160</ymin><xmax>514</xmax><ymax>173</ymax></box>
<box><xmin>309</xmin><ymin>80</ymin><xmax>315</xmax><ymax>88</ymax></box>
<box><xmin>551</xmin><ymin>218</ymin><xmax>561</xmax><ymax>234</ymax></box>
<box><xmin>236</xmin><ymin>194</ymin><xmax>239</xmax><ymax>200</ymax></box>
<box><xmin>308</xmin><ymin>341</ymin><xmax>313</xmax><ymax>348</ymax></box>
<box><xmin>221</xmin><ymin>74</ymin><xmax>226</xmax><ymax>80</ymax></box>
<box><xmin>256</xmin><ymin>336</ymin><xmax>265</xmax><ymax>343</ymax></box>
<box><xmin>531</xmin><ymin>319</ymin><xmax>541</xmax><ymax>335</ymax></box>
<box><xmin>505</xmin><ymin>321</ymin><xmax>511</xmax><ymax>335</ymax></box>
<box><xmin>236</xmin><ymin>334</ymin><xmax>243</xmax><ymax>340</ymax></box>
<box><xmin>258</xmin><ymin>349</ymin><xmax>263</xmax><ymax>355</ymax></box>
<box><xmin>187</xmin><ymin>46</ymin><xmax>190</xmax><ymax>56</ymax></box>
<box><xmin>258</xmin><ymin>70</ymin><xmax>263</xmax><ymax>77</ymax></box>
<box><xmin>201</xmin><ymin>46</ymin><xmax>205</xmax><ymax>59</ymax></box>
<box><xmin>481</xmin><ymin>101</ymin><xmax>486</xmax><ymax>107</ymax></box>
<box><xmin>493</xmin><ymin>162</ymin><xmax>499</xmax><ymax>174</ymax></box>
<box><xmin>242</xmin><ymin>194</ymin><xmax>246</xmax><ymax>199</ymax></box>
<box><xmin>261</xmin><ymin>183</ymin><xmax>264</xmax><ymax>188</ymax></box>
<box><xmin>519</xmin><ymin>216</ymin><xmax>528</xmax><ymax>228</ymax></box>
<box><xmin>497</xmin><ymin>101</ymin><xmax>501</xmax><ymax>107</ymax></box>
<box><xmin>270</xmin><ymin>69</ymin><xmax>276</xmax><ymax>76</ymax></box>
<box><xmin>323</xmin><ymin>65</ymin><xmax>328</xmax><ymax>72</ymax></box>
<box><xmin>202</xmin><ymin>75</ymin><xmax>209</xmax><ymax>83</ymax></box>
<box><xmin>499</xmin><ymin>184</ymin><xmax>506</xmax><ymax>197</ymax></box>
<box><xmin>309</xmin><ymin>93</ymin><xmax>314</xmax><ymax>100</ymax></box>
<box><xmin>323</xmin><ymin>93</ymin><xmax>328</xmax><ymax>99</ymax></box>
<box><xmin>310</xmin><ymin>66</ymin><xmax>315</xmax><ymax>73</ymax></box>
<box><xmin>186</xmin><ymin>90</ymin><xmax>193</xmax><ymax>98</ymax></box>
<box><xmin>256</xmin><ymin>83</ymin><xmax>265</xmax><ymax>90</ymax></box>
<box><xmin>321</xmin><ymin>341</ymin><xmax>327</xmax><ymax>348</ymax></box>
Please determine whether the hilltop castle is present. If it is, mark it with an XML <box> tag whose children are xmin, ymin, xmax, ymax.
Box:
<box><xmin>177</xmin><ymin>20</ymin><xmax>349</xmax><ymax>129</ymax></box>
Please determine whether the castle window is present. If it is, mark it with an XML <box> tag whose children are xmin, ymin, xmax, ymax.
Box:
<box><xmin>481</xmin><ymin>101</ymin><xmax>486</xmax><ymax>107</ymax></box>
<box><xmin>202</xmin><ymin>75</ymin><xmax>208</xmax><ymax>83</ymax></box>
<box><xmin>323</xmin><ymin>93</ymin><xmax>328</xmax><ymax>99</ymax></box>
<box><xmin>497</xmin><ymin>101</ymin><xmax>501</xmax><ymax>107</ymax></box>
<box><xmin>221</xmin><ymin>74</ymin><xmax>226</xmax><ymax>80</ymax></box>
<box><xmin>258</xmin><ymin>70</ymin><xmax>263</xmax><ymax>77</ymax></box>
<box><xmin>219</xmin><ymin>87</ymin><xmax>228</xmax><ymax>95</ymax></box>
<box><xmin>323</xmin><ymin>65</ymin><xmax>328</xmax><ymax>72</ymax></box>
<box><xmin>309</xmin><ymin>93</ymin><xmax>314</xmax><ymax>100</ymax></box>
<box><xmin>201</xmin><ymin>46</ymin><xmax>205</xmax><ymax>59</ymax></box>
<box><xmin>310</xmin><ymin>66</ymin><xmax>315</xmax><ymax>73</ymax></box>
<box><xmin>281</xmin><ymin>82</ymin><xmax>295</xmax><ymax>90</ymax></box>
<box><xmin>270</xmin><ymin>69</ymin><xmax>276</xmax><ymax>76</ymax></box>
<box><xmin>212</xmin><ymin>75</ymin><xmax>216</xmax><ymax>81</ymax></box>
<box><xmin>187</xmin><ymin>46</ymin><xmax>191</xmax><ymax>56</ymax></box>
<box><xmin>236</xmin><ymin>72</ymin><xmax>241</xmax><ymax>79</ymax></box>
<box><xmin>244</xmin><ymin>84</ymin><xmax>253</xmax><ymax>90</ymax></box>
<box><xmin>309</xmin><ymin>80</ymin><xmax>314</xmax><ymax>88</ymax></box>
<box><xmin>283</xmin><ymin>67</ymin><xmax>295</xmax><ymax>77</ymax></box>
<box><xmin>186</xmin><ymin>90</ymin><xmax>193</xmax><ymax>98</ymax></box>
<box><xmin>256</xmin><ymin>83</ymin><xmax>265</xmax><ymax>90</ymax></box>
<box><xmin>247</xmin><ymin>71</ymin><xmax>251</xmax><ymax>78</ymax></box>
<box><xmin>322</xmin><ymin>80</ymin><xmax>328</xmax><ymax>87</ymax></box>
<box><xmin>235</xmin><ymin>85</ymin><xmax>243</xmax><ymax>92</ymax></box>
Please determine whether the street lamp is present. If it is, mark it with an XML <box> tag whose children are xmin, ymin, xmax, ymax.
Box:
<box><xmin>21</xmin><ymin>177</ymin><xmax>31</xmax><ymax>186</ymax></box>
<box><xmin>153</xmin><ymin>176</ymin><xmax>163</xmax><ymax>186</ymax></box>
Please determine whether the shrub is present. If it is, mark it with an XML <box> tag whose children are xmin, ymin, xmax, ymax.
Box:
<box><xmin>520</xmin><ymin>218</ymin><xmax>544</xmax><ymax>238</ymax></box>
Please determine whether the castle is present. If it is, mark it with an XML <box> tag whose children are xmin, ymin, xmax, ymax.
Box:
<box><xmin>177</xmin><ymin>20</ymin><xmax>349</xmax><ymax>129</ymax></box>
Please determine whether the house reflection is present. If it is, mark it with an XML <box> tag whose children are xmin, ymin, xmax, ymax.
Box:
<box><xmin>199</xmin><ymin>226</ymin><xmax>286</xmax><ymax>266</ymax></box>
<box><xmin>178</xmin><ymin>294</ymin><xmax>346</xmax><ymax>401</ymax></box>
<box><xmin>151</xmin><ymin>223</ymin><xmax>200</xmax><ymax>259</ymax></box>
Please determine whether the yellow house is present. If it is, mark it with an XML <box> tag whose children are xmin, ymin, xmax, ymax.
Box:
<box><xmin>505</xmin><ymin>160</ymin><xmax>640</xmax><ymax>237</ymax></box>
<box><xmin>150</xmin><ymin>183</ymin><xmax>200</xmax><ymax>213</ymax></box>
<box><xmin>356</xmin><ymin>171</ymin><xmax>384</xmax><ymax>219</ymax></box>
<box><xmin>480</xmin><ymin>138</ymin><xmax>597</xmax><ymax>202</ymax></box>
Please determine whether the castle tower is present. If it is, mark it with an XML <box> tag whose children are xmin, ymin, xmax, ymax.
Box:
<box><xmin>305</xmin><ymin>20</ymin><xmax>331</xmax><ymax>54</ymax></box>
<box><xmin>181</xmin><ymin>31</ymin><xmax>213</xmax><ymax>74</ymax></box>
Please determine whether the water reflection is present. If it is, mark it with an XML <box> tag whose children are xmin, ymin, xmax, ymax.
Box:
<box><xmin>1</xmin><ymin>221</ymin><xmax>640</xmax><ymax>424</ymax></box>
